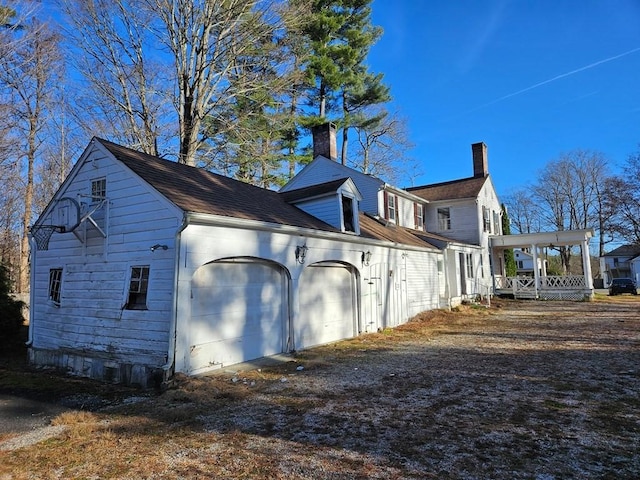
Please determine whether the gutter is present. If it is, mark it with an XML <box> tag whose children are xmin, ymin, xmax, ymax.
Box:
<box><xmin>26</xmin><ymin>235</ymin><xmax>37</xmax><ymax>347</ymax></box>
<box><xmin>184</xmin><ymin>212</ymin><xmax>440</xmax><ymax>254</ymax></box>
<box><xmin>160</xmin><ymin>214</ymin><xmax>190</xmax><ymax>379</ymax></box>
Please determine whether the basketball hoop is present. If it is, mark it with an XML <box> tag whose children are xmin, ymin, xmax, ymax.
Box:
<box><xmin>30</xmin><ymin>225</ymin><xmax>64</xmax><ymax>251</ymax></box>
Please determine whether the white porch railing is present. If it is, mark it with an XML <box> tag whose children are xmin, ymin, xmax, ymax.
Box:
<box><xmin>495</xmin><ymin>275</ymin><xmax>590</xmax><ymax>301</ymax></box>
<box><xmin>495</xmin><ymin>275</ymin><xmax>586</xmax><ymax>290</ymax></box>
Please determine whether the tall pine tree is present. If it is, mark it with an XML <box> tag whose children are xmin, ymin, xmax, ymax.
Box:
<box><xmin>300</xmin><ymin>0</ymin><xmax>389</xmax><ymax>164</ymax></box>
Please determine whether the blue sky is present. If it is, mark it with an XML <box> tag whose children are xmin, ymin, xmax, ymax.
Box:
<box><xmin>368</xmin><ymin>1</ymin><xmax>640</xmax><ymax>195</ymax></box>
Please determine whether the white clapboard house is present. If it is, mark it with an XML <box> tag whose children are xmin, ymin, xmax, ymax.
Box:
<box><xmin>29</xmin><ymin>124</ymin><xmax>505</xmax><ymax>387</ymax></box>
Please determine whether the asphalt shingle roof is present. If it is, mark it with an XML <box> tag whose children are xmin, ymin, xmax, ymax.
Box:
<box><xmin>98</xmin><ymin>138</ymin><xmax>440</xmax><ymax>252</ymax></box>
<box><xmin>407</xmin><ymin>175</ymin><xmax>488</xmax><ymax>201</ymax></box>
<box><xmin>98</xmin><ymin>138</ymin><xmax>338</xmax><ymax>232</ymax></box>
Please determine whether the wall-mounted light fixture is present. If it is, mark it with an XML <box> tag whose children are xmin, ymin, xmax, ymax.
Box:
<box><xmin>295</xmin><ymin>244</ymin><xmax>308</xmax><ymax>264</ymax></box>
<box><xmin>362</xmin><ymin>250</ymin><xmax>372</xmax><ymax>266</ymax></box>
<box><xmin>150</xmin><ymin>244</ymin><xmax>168</xmax><ymax>252</ymax></box>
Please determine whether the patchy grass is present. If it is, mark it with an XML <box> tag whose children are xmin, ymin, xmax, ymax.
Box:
<box><xmin>1</xmin><ymin>298</ymin><xmax>639</xmax><ymax>479</ymax></box>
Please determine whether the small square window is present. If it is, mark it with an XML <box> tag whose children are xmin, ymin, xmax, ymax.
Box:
<box><xmin>91</xmin><ymin>178</ymin><xmax>106</xmax><ymax>202</ymax></box>
<box><xmin>49</xmin><ymin>268</ymin><xmax>63</xmax><ymax>305</ymax></box>
<box><xmin>126</xmin><ymin>266</ymin><xmax>149</xmax><ymax>310</ymax></box>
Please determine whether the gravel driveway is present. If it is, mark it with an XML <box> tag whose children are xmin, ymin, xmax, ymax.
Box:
<box><xmin>1</xmin><ymin>298</ymin><xmax>639</xmax><ymax>479</ymax></box>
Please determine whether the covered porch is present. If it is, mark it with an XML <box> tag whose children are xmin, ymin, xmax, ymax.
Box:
<box><xmin>490</xmin><ymin>229</ymin><xmax>595</xmax><ymax>301</ymax></box>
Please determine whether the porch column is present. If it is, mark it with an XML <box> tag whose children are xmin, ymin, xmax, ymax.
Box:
<box><xmin>581</xmin><ymin>239</ymin><xmax>594</xmax><ymax>290</ymax></box>
<box><xmin>531</xmin><ymin>244</ymin><xmax>540</xmax><ymax>296</ymax></box>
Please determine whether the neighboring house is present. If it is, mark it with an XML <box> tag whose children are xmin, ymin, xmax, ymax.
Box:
<box><xmin>600</xmin><ymin>244</ymin><xmax>640</xmax><ymax>287</ymax></box>
<box><xmin>29</xmin><ymin>136</ymin><xmax>445</xmax><ymax>387</ymax></box>
<box><xmin>513</xmin><ymin>249</ymin><xmax>547</xmax><ymax>276</ymax></box>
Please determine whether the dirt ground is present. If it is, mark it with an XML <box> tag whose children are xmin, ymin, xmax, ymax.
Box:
<box><xmin>0</xmin><ymin>296</ymin><xmax>639</xmax><ymax>479</ymax></box>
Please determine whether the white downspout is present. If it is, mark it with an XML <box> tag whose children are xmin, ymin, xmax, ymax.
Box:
<box><xmin>26</xmin><ymin>236</ymin><xmax>37</xmax><ymax>347</ymax></box>
<box><xmin>161</xmin><ymin>215</ymin><xmax>190</xmax><ymax>380</ymax></box>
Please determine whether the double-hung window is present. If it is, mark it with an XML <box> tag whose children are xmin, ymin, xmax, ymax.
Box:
<box><xmin>438</xmin><ymin>207</ymin><xmax>451</xmax><ymax>231</ymax></box>
<box><xmin>387</xmin><ymin>194</ymin><xmax>396</xmax><ymax>222</ymax></box>
<box><xmin>49</xmin><ymin>268</ymin><xmax>63</xmax><ymax>305</ymax></box>
<box><xmin>126</xmin><ymin>266</ymin><xmax>150</xmax><ymax>310</ymax></box>
<box><xmin>482</xmin><ymin>206</ymin><xmax>491</xmax><ymax>232</ymax></box>
<box><xmin>414</xmin><ymin>203</ymin><xmax>424</xmax><ymax>230</ymax></box>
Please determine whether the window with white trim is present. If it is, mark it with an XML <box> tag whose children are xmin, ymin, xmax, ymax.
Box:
<box><xmin>482</xmin><ymin>206</ymin><xmax>491</xmax><ymax>232</ymax></box>
<box><xmin>91</xmin><ymin>178</ymin><xmax>106</xmax><ymax>202</ymax></box>
<box><xmin>126</xmin><ymin>266</ymin><xmax>150</xmax><ymax>310</ymax></box>
<box><xmin>465</xmin><ymin>253</ymin><xmax>474</xmax><ymax>278</ymax></box>
<box><xmin>414</xmin><ymin>203</ymin><xmax>424</xmax><ymax>230</ymax></box>
<box><xmin>493</xmin><ymin>211</ymin><xmax>500</xmax><ymax>235</ymax></box>
<box><xmin>49</xmin><ymin>268</ymin><xmax>63</xmax><ymax>305</ymax></box>
<box><xmin>387</xmin><ymin>194</ymin><xmax>396</xmax><ymax>222</ymax></box>
<box><xmin>438</xmin><ymin>207</ymin><xmax>451</xmax><ymax>231</ymax></box>
<box><xmin>342</xmin><ymin>195</ymin><xmax>355</xmax><ymax>232</ymax></box>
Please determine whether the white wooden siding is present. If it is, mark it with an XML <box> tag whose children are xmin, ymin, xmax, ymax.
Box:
<box><xmin>30</xmin><ymin>144</ymin><xmax>183</xmax><ymax>373</ymax></box>
<box><xmin>293</xmin><ymin>196</ymin><xmax>341</xmax><ymax>230</ymax></box>
<box><xmin>281</xmin><ymin>157</ymin><xmax>383</xmax><ymax>215</ymax></box>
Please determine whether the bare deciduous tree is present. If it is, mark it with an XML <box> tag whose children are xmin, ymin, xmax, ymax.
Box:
<box><xmin>0</xmin><ymin>16</ymin><xmax>63</xmax><ymax>292</ymax></box>
<box><xmin>604</xmin><ymin>149</ymin><xmax>640</xmax><ymax>245</ymax></box>
<box><xmin>351</xmin><ymin>108</ymin><xmax>415</xmax><ymax>184</ymax></box>
<box><xmin>59</xmin><ymin>0</ymin><xmax>171</xmax><ymax>156</ymax></box>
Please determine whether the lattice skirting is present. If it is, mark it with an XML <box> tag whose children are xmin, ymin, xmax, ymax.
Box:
<box><xmin>538</xmin><ymin>291</ymin><xmax>593</xmax><ymax>301</ymax></box>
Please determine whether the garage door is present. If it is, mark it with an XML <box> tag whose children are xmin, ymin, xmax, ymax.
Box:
<box><xmin>189</xmin><ymin>259</ymin><xmax>288</xmax><ymax>374</ymax></box>
<box><xmin>296</xmin><ymin>263</ymin><xmax>356</xmax><ymax>350</ymax></box>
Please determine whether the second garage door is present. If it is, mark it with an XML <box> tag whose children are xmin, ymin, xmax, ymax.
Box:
<box><xmin>296</xmin><ymin>262</ymin><xmax>357</xmax><ymax>350</ymax></box>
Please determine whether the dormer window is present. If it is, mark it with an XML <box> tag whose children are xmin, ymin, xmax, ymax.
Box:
<box><xmin>342</xmin><ymin>195</ymin><xmax>355</xmax><ymax>232</ymax></box>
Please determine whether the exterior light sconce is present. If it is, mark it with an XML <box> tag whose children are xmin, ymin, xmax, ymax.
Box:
<box><xmin>362</xmin><ymin>250</ymin><xmax>372</xmax><ymax>266</ymax></box>
<box><xmin>295</xmin><ymin>244</ymin><xmax>308</xmax><ymax>264</ymax></box>
<box><xmin>150</xmin><ymin>244</ymin><xmax>168</xmax><ymax>252</ymax></box>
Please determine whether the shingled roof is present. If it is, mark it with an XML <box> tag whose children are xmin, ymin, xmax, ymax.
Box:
<box><xmin>358</xmin><ymin>214</ymin><xmax>439</xmax><ymax>250</ymax></box>
<box><xmin>98</xmin><ymin>138</ymin><xmax>440</xmax><ymax>252</ymax></box>
<box><xmin>279</xmin><ymin>178</ymin><xmax>352</xmax><ymax>203</ymax></box>
<box><xmin>406</xmin><ymin>175</ymin><xmax>488</xmax><ymax>201</ymax></box>
<box><xmin>97</xmin><ymin>138</ymin><xmax>338</xmax><ymax>232</ymax></box>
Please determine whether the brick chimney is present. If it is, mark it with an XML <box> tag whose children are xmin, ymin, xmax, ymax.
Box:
<box><xmin>312</xmin><ymin>123</ymin><xmax>337</xmax><ymax>161</ymax></box>
<box><xmin>472</xmin><ymin>142</ymin><xmax>488</xmax><ymax>178</ymax></box>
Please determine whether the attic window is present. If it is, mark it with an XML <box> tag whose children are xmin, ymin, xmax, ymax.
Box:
<box><xmin>126</xmin><ymin>266</ymin><xmax>149</xmax><ymax>310</ymax></box>
<box><xmin>342</xmin><ymin>196</ymin><xmax>356</xmax><ymax>232</ymax></box>
<box><xmin>438</xmin><ymin>207</ymin><xmax>451</xmax><ymax>231</ymax></box>
<box><xmin>91</xmin><ymin>178</ymin><xmax>106</xmax><ymax>202</ymax></box>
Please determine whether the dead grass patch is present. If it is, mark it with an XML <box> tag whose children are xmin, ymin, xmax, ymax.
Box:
<box><xmin>1</xmin><ymin>298</ymin><xmax>639</xmax><ymax>479</ymax></box>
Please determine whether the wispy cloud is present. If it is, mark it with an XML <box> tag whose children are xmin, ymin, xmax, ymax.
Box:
<box><xmin>476</xmin><ymin>47</ymin><xmax>640</xmax><ymax>110</ymax></box>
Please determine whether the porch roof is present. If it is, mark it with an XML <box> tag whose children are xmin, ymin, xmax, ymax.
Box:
<box><xmin>490</xmin><ymin>229</ymin><xmax>594</xmax><ymax>249</ymax></box>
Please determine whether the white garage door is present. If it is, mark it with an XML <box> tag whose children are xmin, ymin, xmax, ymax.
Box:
<box><xmin>189</xmin><ymin>259</ymin><xmax>287</xmax><ymax>374</ymax></box>
<box><xmin>296</xmin><ymin>263</ymin><xmax>356</xmax><ymax>350</ymax></box>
